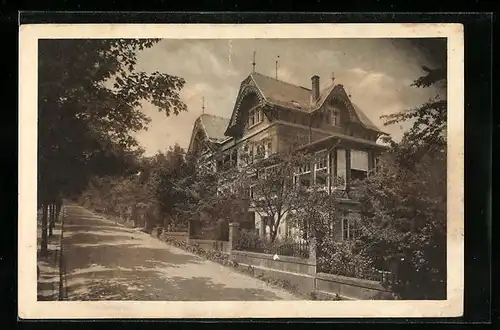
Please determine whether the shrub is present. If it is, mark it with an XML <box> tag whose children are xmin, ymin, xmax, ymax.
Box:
<box><xmin>236</xmin><ymin>229</ymin><xmax>266</xmax><ymax>252</ymax></box>
<box><xmin>159</xmin><ymin>233</ymin><xmax>230</xmax><ymax>266</ymax></box>
<box><xmin>317</xmin><ymin>238</ymin><xmax>376</xmax><ymax>280</ymax></box>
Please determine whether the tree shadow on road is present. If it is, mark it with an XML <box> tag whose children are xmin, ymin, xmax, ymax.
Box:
<box><xmin>64</xmin><ymin>224</ymin><xmax>137</xmax><ymax>234</ymax></box>
<box><xmin>37</xmin><ymin>247</ymin><xmax>60</xmax><ymax>301</ymax></box>
<box><xmin>62</xmin><ymin>206</ymin><xmax>298</xmax><ymax>301</ymax></box>
<box><xmin>65</xmin><ymin>267</ymin><xmax>293</xmax><ymax>301</ymax></box>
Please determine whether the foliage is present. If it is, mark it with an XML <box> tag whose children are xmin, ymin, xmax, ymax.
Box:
<box><xmin>151</xmin><ymin>144</ymin><xmax>194</xmax><ymax>228</ymax></box>
<box><xmin>78</xmin><ymin>144</ymin><xmax>193</xmax><ymax>229</ymax></box>
<box><xmin>236</xmin><ymin>229</ymin><xmax>266</xmax><ymax>252</ymax></box>
<box><xmin>38</xmin><ymin>39</ymin><xmax>187</xmax><ymax>203</ymax></box>
<box><xmin>346</xmin><ymin>42</ymin><xmax>448</xmax><ymax>299</ymax></box>
<box><xmin>160</xmin><ymin>233</ymin><xmax>232</xmax><ymax>267</ymax></box>
<box><xmin>236</xmin><ymin>145</ymin><xmax>314</xmax><ymax>242</ymax></box>
<box><xmin>353</xmin><ymin>149</ymin><xmax>446</xmax><ymax>299</ymax></box>
<box><xmin>317</xmin><ymin>239</ymin><xmax>374</xmax><ymax>279</ymax></box>
<box><xmin>173</xmin><ymin>155</ymin><xmax>250</xmax><ymax>237</ymax></box>
<box><xmin>287</xmin><ymin>189</ymin><xmax>339</xmax><ymax>238</ymax></box>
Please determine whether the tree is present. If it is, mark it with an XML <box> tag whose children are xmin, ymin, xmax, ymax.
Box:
<box><xmin>237</xmin><ymin>145</ymin><xmax>313</xmax><ymax>243</ymax></box>
<box><xmin>37</xmin><ymin>39</ymin><xmax>187</xmax><ymax>254</ymax></box>
<box><xmin>173</xmin><ymin>155</ymin><xmax>227</xmax><ymax>235</ymax></box>
<box><xmin>353</xmin><ymin>149</ymin><xmax>446</xmax><ymax>299</ymax></box>
<box><xmin>154</xmin><ymin>144</ymin><xmax>194</xmax><ymax>228</ymax></box>
<box><xmin>351</xmin><ymin>39</ymin><xmax>448</xmax><ymax>299</ymax></box>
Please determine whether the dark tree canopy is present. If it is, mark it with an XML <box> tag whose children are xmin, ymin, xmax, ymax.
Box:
<box><xmin>351</xmin><ymin>39</ymin><xmax>448</xmax><ymax>298</ymax></box>
<box><xmin>38</xmin><ymin>39</ymin><xmax>187</xmax><ymax>201</ymax></box>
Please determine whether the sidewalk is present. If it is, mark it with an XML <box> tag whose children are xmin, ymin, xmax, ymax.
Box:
<box><xmin>36</xmin><ymin>207</ymin><xmax>64</xmax><ymax>301</ymax></box>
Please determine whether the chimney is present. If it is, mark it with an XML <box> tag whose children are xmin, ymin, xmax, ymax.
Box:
<box><xmin>311</xmin><ymin>75</ymin><xmax>320</xmax><ymax>103</ymax></box>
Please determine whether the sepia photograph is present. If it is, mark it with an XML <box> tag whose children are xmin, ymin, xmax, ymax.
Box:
<box><xmin>19</xmin><ymin>23</ymin><xmax>464</xmax><ymax>319</ymax></box>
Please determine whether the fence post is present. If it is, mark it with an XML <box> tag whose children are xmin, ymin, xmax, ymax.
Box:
<box><xmin>309</xmin><ymin>236</ymin><xmax>318</xmax><ymax>292</ymax></box>
<box><xmin>228</xmin><ymin>222</ymin><xmax>240</xmax><ymax>255</ymax></box>
<box><xmin>186</xmin><ymin>220</ymin><xmax>191</xmax><ymax>244</ymax></box>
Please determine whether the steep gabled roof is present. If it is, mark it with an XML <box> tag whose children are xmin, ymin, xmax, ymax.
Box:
<box><xmin>351</xmin><ymin>103</ymin><xmax>384</xmax><ymax>133</ymax></box>
<box><xmin>250</xmin><ymin>72</ymin><xmax>311</xmax><ymax>111</ymax></box>
<box><xmin>311</xmin><ymin>83</ymin><xmax>385</xmax><ymax>134</ymax></box>
<box><xmin>199</xmin><ymin>114</ymin><xmax>230</xmax><ymax>142</ymax></box>
<box><xmin>188</xmin><ymin>113</ymin><xmax>231</xmax><ymax>155</ymax></box>
<box><xmin>225</xmin><ymin>72</ymin><xmax>386</xmax><ymax>136</ymax></box>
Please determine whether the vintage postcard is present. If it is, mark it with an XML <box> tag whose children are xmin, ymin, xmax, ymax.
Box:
<box><xmin>18</xmin><ymin>23</ymin><xmax>464</xmax><ymax>319</ymax></box>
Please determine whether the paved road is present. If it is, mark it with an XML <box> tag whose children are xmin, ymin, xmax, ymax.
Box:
<box><xmin>62</xmin><ymin>204</ymin><xmax>299</xmax><ymax>301</ymax></box>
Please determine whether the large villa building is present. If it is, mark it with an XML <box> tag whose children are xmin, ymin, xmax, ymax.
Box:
<box><xmin>187</xmin><ymin>71</ymin><xmax>388</xmax><ymax>241</ymax></box>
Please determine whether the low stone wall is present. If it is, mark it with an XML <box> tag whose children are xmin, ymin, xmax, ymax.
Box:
<box><xmin>231</xmin><ymin>250</ymin><xmax>316</xmax><ymax>294</ymax></box>
<box><xmin>315</xmin><ymin>272</ymin><xmax>396</xmax><ymax>300</ymax></box>
<box><xmin>190</xmin><ymin>239</ymin><xmax>229</xmax><ymax>253</ymax></box>
<box><xmin>154</xmin><ymin>224</ymin><xmax>396</xmax><ymax>300</ymax></box>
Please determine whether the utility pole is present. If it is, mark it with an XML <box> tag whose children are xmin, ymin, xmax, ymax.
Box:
<box><xmin>252</xmin><ymin>50</ymin><xmax>256</xmax><ymax>73</ymax></box>
<box><xmin>275</xmin><ymin>55</ymin><xmax>280</xmax><ymax>79</ymax></box>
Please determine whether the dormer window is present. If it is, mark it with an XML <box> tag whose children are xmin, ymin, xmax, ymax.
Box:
<box><xmin>331</xmin><ymin>108</ymin><xmax>340</xmax><ymax>126</ymax></box>
<box><xmin>248</xmin><ymin>107</ymin><xmax>263</xmax><ymax>128</ymax></box>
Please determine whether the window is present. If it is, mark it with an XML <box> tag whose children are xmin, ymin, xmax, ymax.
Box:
<box><xmin>294</xmin><ymin>162</ymin><xmax>312</xmax><ymax>188</ymax></box>
<box><xmin>331</xmin><ymin>108</ymin><xmax>340</xmax><ymax>126</ymax></box>
<box><xmin>248</xmin><ymin>108</ymin><xmax>263</xmax><ymax>128</ymax></box>
<box><xmin>350</xmin><ymin>150</ymin><xmax>369</xmax><ymax>183</ymax></box>
<box><xmin>296</xmin><ymin>162</ymin><xmax>311</xmax><ymax>174</ymax></box>
<box><xmin>315</xmin><ymin>150</ymin><xmax>328</xmax><ymax>170</ymax></box>
<box><xmin>314</xmin><ymin>150</ymin><xmax>329</xmax><ymax>187</ymax></box>
<box><xmin>334</xmin><ymin>148</ymin><xmax>347</xmax><ymax>188</ymax></box>
<box><xmin>342</xmin><ymin>218</ymin><xmax>355</xmax><ymax>240</ymax></box>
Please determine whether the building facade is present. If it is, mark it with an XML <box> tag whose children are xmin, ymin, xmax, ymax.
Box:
<box><xmin>188</xmin><ymin>71</ymin><xmax>388</xmax><ymax>241</ymax></box>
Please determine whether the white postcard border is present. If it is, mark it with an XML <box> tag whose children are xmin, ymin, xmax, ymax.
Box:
<box><xmin>18</xmin><ymin>23</ymin><xmax>464</xmax><ymax>319</ymax></box>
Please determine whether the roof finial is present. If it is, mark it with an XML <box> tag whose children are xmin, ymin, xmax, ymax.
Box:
<box><xmin>202</xmin><ymin>96</ymin><xmax>205</xmax><ymax>114</ymax></box>
<box><xmin>252</xmin><ymin>50</ymin><xmax>256</xmax><ymax>73</ymax></box>
<box><xmin>331</xmin><ymin>72</ymin><xmax>336</xmax><ymax>84</ymax></box>
<box><xmin>275</xmin><ymin>55</ymin><xmax>280</xmax><ymax>79</ymax></box>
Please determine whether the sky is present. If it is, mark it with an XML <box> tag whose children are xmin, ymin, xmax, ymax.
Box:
<box><xmin>133</xmin><ymin>38</ymin><xmax>443</xmax><ymax>156</ymax></box>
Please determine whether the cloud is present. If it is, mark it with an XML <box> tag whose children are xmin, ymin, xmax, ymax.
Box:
<box><xmin>132</xmin><ymin>38</ymin><xmax>443</xmax><ymax>154</ymax></box>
